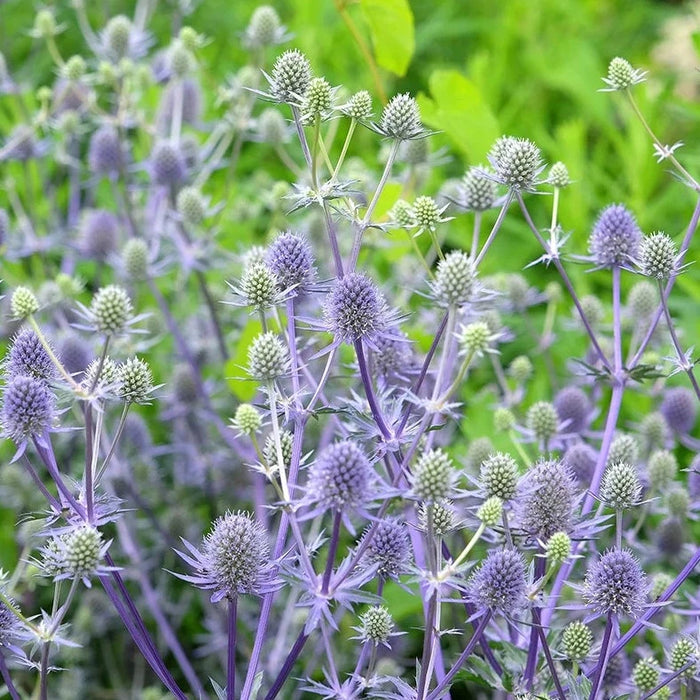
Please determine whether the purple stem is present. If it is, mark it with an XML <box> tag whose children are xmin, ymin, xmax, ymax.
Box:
<box><xmin>227</xmin><ymin>596</ymin><xmax>238</xmax><ymax>700</ymax></box>
<box><xmin>321</xmin><ymin>511</ymin><xmax>342</xmax><ymax>595</ymax></box>
<box><xmin>241</xmin><ymin>424</ymin><xmax>308</xmax><ymax>698</ymax></box>
<box><xmin>0</xmin><ymin>653</ymin><xmax>20</xmax><ymax>700</ymax></box>
<box><xmin>658</xmin><ymin>282</ymin><xmax>700</xmax><ymax>400</ymax></box>
<box><xmin>473</xmin><ymin>190</ymin><xmax>514</xmax><ymax>266</ymax></box>
<box><xmin>21</xmin><ymin>454</ymin><xmax>61</xmax><ymax>512</ymax></box>
<box><xmin>354</xmin><ymin>339</ymin><xmax>393</xmax><ymax>440</ymax></box>
<box><xmin>516</xmin><ymin>194</ymin><xmax>611</xmax><ymax>371</ymax></box>
<box><xmin>541</xmin><ymin>381</ymin><xmax>624</xmax><ymax>627</ymax></box>
<box><xmin>397</xmin><ymin>312</ymin><xmax>449</xmax><ymax>435</ymax></box>
<box><xmin>524</xmin><ymin>557</ymin><xmax>547</xmax><ymax>687</ymax></box>
<box><xmin>630</xmin><ymin>195</ymin><xmax>700</xmax><ymax>366</ymax></box>
<box><xmin>426</xmin><ymin>610</ymin><xmax>492</xmax><ymax>700</ymax></box>
<box><xmin>264</xmin><ymin>629</ymin><xmax>309</xmax><ymax>700</ymax></box>
<box><xmin>532</xmin><ymin>607</ymin><xmax>567</xmax><ymax>699</ymax></box>
<box><xmin>589</xmin><ymin>612</ymin><xmax>614</xmax><ymax>700</ymax></box>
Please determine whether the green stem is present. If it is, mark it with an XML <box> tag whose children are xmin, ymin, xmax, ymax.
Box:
<box><xmin>332</xmin><ymin>119</ymin><xmax>357</xmax><ymax>179</ymax></box>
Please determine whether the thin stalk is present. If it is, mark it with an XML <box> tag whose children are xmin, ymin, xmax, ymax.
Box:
<box><xmin>0</xmin><ymin>653</ymin><xmax>20</xmax><ymax>700</ymax></box>
<box><xmin>470</xmin><ymin>211</ymin><xmax>482</xmax><ymax>259</ymax></box>
<box><xmin>264</xmin><ymin>630</ymin><xmax>309</xmax><ymax>700</ymax></box>
<box><xmin>517</xmin><ymin>194</ymin><xmax>611</xmax><ymax>371</ymax></box>
<box><xmin>354</xmin><ymin>340</ymin><xmax>393</xmax><ymax>440</ymax></box>
<box><xmin>630</xmin><ymin>196</ymin><xmax>700</xmax><ymax>366</ymax></box>
<box><xmin>21</xmin><ymin>455</ymin><xmax>61</xmax><ymax>511</ymax></box>
<box><xmin>615</xmin><ymin>509</ymin><xmax>623</xmax><ymax>550</ymax></box>
<box><xmin>332</xmin><ymin>118</ymin><xmax>357</xmax><ymax>179</ymax></box>
<box><xmin>426</xmin><ymin>610</ymin><xmax>491</xmax><ymax>700</ymax></box>
<box><xmin>532</xmin><ymin>608</ymin><xmax>567</xmax><ymax>699</ymax></box>
<box><xmin>27</xmin><ymin>316</ymin><xmax>82</xmax><ymax>392</ymax></box>
<box><xmin>321</xmin><ymin>512</ymin><xmax>342</xmax><ymax>595</ymax></box>
<box><xmin>589</xmin><ymin>613</ymin><xmax>614</xmax><ymax>700</ymax></box>
<box><xmin>227</xmin><ymin>597</ymin><xmax>238</xmax><ymax>700</ymax></box>
<box><xmin>96</xmin><ymin>403</ymin><xmax>131</xmax><ymax>482</ymax></box>
<box><xmin>474</xmin><ymin>191</ymin><xmax>514</xmax><ymax>266</ymax></box>
<box><xmin>657</xmin><ymin>280</ymin><xmax>700</xmax><ymax>400</ymax></box>
<box><xmin>267</xmin><ymin>382</ymin><xmax>290</xmax><ymax>501</ymax></box>
<box><xmin>85</xmin><ymin>403</ymin><xmax>104</xmax><ymax>524</ymax></box>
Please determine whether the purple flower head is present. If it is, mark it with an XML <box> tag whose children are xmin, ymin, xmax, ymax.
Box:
<box><xmin>175</xmin><ymin>511</ymin><xmax>272</xmax><ymax>602</ymax></box>
<box><xmin>1</xmin><ymin>375</ymin><xmax>56</xmax><ymax>443</ymax></box>
<box><xmin>517</xmin><ymin>458</ymin><xmax>577</xmax><ymax>540</ymax></box>
<box><xmin>588</xmin><ymin>204</ymin><xmax>642</xmax><ymax>268</ymax></box>
<box><xmin>689</xmin><ymin>454</ymin><xmax>700</xmax><ymax>499</ymax></box>
<box><xmin>265</xmin><ymin>231</ymin><xmax>315</xmax><ymax>293</ymax></box>
<box><xmin>554</xmin><ymin>386</ymin><xmax>591</xmax><ymax>434</ymax></box>
<box><xmin>307</xmin><ymin>441</ymin><xmax>372</xmax><ymax>512</ymax></box>
<box><xmin>371</xmin><ymin>329</ymin><xmax>412</xmax><ymax>383</ymax></box>
<box><xmin>563</xmin><ymin>442</ymin><xmax>597</xmax><ymax>485</ymax></box>
<box><xmin>150</xmin><ymin>141</ymin><xmax>187</xmax><ymax>186</ymax></box>
<box><xmin>583</xmin><ymin>548</ymin><xmax>648</xmax><ymax>618</ymax></box>
<box><xmin>80</xmin><ymin>209</ymin><xmax>120</xmax><ymax>260</ymax></box>
<box><xmin>88</xmin><ymin>125</ymin><xmax>123</xmax><ymax>176</ymax></box>
<box><xmin>57</xmin><ymin>334</ymin><xmax>91</xmax><ymax>380</ymax></box>
<box><xmin>467</xmin><ymin>547</ymin><xmax>527</xmax><ymax>615</ymax></box>
<box><xmin>660</xmin><ymin>387</ymin><xmax>697</xmax><ymax>435</ymax></box>
<box><xmin>655</xmin><ymin>517</ymin><xmax>685</xmax><ymax>559</ymax></box>
<box><xmin>324</xmin><ymin>273</ymin><xmax>387</xmax><ymax>343</ymax></box>
<box><xmin>360</xmin><ymin>518</ymin><xmax>411</xmax><ymax>580</ymax></box>
<box><xmin>5</xmin><ymin>328</ymin><xmax>56</xmax><ymax>382</ymax></box>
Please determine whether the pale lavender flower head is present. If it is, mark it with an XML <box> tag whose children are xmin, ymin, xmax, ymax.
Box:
<box><xmin>150</xmin><ymin>141</ymin><xmax>187</xmax><ymax>186</ymax></box>
<box><xmin>307</xmin><ymin>441</ymin><xmax>372</xmax><ymax>512</ymax></box>
<box><xmin>57</xmin><ymin>334</ymin><xmax>91</xmax><ymax>380</ymax></box>
<box><xmin>588</xmin><ymin>204</ymin><xmax>641</xmax><ymax>268</ymax></box>
<box><xmin>467</xmin><ymin>547</ymin><xmax>527</xmax><ymax>615</ymax></box>
<box><xmin>1</xmin><ymin>375</ymin><xmax>56</xmax><ymax>443</ymax></box>
<box><xmin>360</xmin><ymin>518</ymin><xmax>411</xmax><ymax>580</ymax></box>
<box><xmin>265</xmin><ymin>231</ymin><xmax>315</xmax><ymax>293</ymax></box>
<box><xmin>325</xmin><ymin>273</ymin><xmax>386</xmax><ymax>343</ymax></box>
<box><xmin>88</xmin><ymin>125</ymin><xmax>123</xmax><ymax>176</ymax></box>
<box><xmin>517</xmin><ymin>458</ymin><xmax>577</xmax><ymax>540</ymax></box>
<box><xmin>80</xmin><ymin>209</ymin><xmax>120</xmax><ymax>260</ymax></box>
<box><xmin>583</xmin><ymin>549</ymin><xmax>647</xmax><ymax>618</ymax></box>
<box><xmin>176</xmin><ymin>511</ymin><xmax>271</xmax><ymax>602</ymax></box>
<box><xmin>660</xmin><ymin>387</ymin><xmax>697</xmax><ymax>435</ymax></box>
<box><xmin>563</xmin><ymin>442</ymin><xmax>597</xmax><ymax>485</ymax></box>
<box><xmin>554</xmin><ymin>386</ymin><xmax>591</xmax><ymax>434</ymax></box>
<box><xmin>5</xmin><ymin>328</ymin><xmax>56</xmax><ymax>382</ymax></box>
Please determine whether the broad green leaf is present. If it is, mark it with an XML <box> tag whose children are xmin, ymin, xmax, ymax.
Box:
<box><xmin>417</xmin><ymin>69</ymin><xmax>500</xmax><ymax>162</ymax></box>
<box><xmin>360</xmin><ymin>0</ymin><xmax>415</xmax><ymax>77</ymax></box>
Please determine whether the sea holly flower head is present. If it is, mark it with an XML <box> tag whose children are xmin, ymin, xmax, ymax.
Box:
<box><xmin>174</xmin><ymin>511</ymin><xmax>274</xmax><ymax>602</ymax></box>
<box><xmin>588</xmin><ymin>203</ymin><xmax>642</xmax><ymax>269</ymax></box>
<box><xmin>467</xmin><ymin>547</ymin><xmax>527</xmax><ymax>615</ymax></box>
<box><xmin>601</xmin><ymin>56</ymin><xmax>647</xmax><ymax>91</ymax></box>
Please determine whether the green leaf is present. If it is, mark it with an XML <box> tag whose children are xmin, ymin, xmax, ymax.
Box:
<box><xmin>360</xmin><ymin>0</ymin><xmax>415</xmax><ymax>77</ymax></box>
<box><xmin>225</xmin><ymin>319</ymin><xmax>262</xmax><ymax>401</ymax></box>
<box><xmin>417</xmin><ymin>70</ymin><xmax>500</xmax><ymax>162</ymax></box>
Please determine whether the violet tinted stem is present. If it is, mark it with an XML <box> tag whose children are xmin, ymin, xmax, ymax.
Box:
<box><xmin>589</xmin><ymin>612</ymin><xmax>614</xmax><ymax>700</ymax></box>
<box><xmin>640</xmin><ymin>661</ymin><xmax>695</xmax><ymax>700</ymax></box>
<box><xmin>657</xmin><ymin>280</ymin><xmax>700</xmax><ymax>400</ymax></box>
<box><xmin>630</xmin><ymin>195</ymin><xmax>700</xmax><ymax>366</ymax></box>
<box><xmin>516</xmin><ymin>194</ymin><xmax>611</xmax><ymax>371</ymax></box>
<box><xmin>264</xmin><ymin>629</ymin><xmax>309</xmax><ymax>700</ymax></box>
<box><xmin>0</xmin><ymin>653</ymin><xmax>20</xmax><ymax>700</ymax></box>
<box><xmin>227</xmin><ymin>596</ymin><xmax>238</xmax><ymax>700</ymax></box>
<box><xmin>532</xmin><ymin>607</ymin><xmax>567</xmax><ymax>699</ymax></box>
<box><xmin>321</xmin><ymin>511</ymin><xmax>342</xmax><ymax>595</ymax></box>
<box><xmin>426</xmin><ymin>610</ymin><xmax>491</xmax><ymax>700</ymax></box>
<box><xmin>354</xmin><ymin>339</ymin><xmax>393</xmax><ymax>440</ymax></box>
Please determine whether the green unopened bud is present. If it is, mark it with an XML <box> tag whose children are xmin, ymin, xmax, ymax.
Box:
<box><xmin>494</xmin><ymin>407</ymin><xmax>515</xmax><ymax>432</ymax></box>
<box><xmin>561</xmin><ymin>621</ymin><xmax>592</xmax><ymax>662</ymax></box>
<box><xmin>545</xmin><ymin>531</ymin><xmax>571</xmax><ymax>563</ymax></box>
<box><xmin>11</xmin><ymin>286</ymin><xmax>39</xmax><ymax>319</ymax></box>
<box><xmin>233</xmin><ymin>404</ymin><xmax>261</xmax><ymax>435</ymax></box>
<box><xmin>477</xmin><ymin>496</ymin><xmax>503</xmax><ymax>526</ymax></box>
